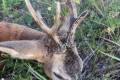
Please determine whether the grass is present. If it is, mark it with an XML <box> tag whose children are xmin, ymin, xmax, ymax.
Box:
<box><xmin>0</xmin><ymin>0</ymin><xmax>120</xmax><ymax>80</ymax></box>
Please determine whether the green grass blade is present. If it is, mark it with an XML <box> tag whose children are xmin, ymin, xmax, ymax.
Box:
<box><xmin>99</xmin><ymin>50</ymin><xmax>120</xmax><ymax>61</ymax></box>
<box><xmin>26</xmin><ymin>64</ymin><xmax>47</xmax><ymax>80</ymax></box>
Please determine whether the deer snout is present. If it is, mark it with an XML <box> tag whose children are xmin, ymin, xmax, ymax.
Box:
<box><xmin>52</xmin><ymin>72</ymin><xmax>72</xmax><ymax>80</ymax></box>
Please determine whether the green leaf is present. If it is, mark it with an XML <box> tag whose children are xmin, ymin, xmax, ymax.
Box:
<box><xmin>74</xmin><ymin>0</ymin><xmax>80</xmax><ymax>4</ymax></box>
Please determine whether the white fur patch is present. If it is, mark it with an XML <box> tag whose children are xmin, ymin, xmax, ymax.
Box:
<box><xmin>0</xmin><ymin>47</ymin><xmax>19</xmax><ymax>57</ymax></box>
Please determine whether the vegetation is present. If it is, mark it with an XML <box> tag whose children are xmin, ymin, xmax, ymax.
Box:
<box><xmin>0</xmin><ymin>0</ymin><xmax>120</xmax><ymax>80</ymax></box>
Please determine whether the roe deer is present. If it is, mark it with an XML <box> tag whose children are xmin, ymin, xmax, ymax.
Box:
<box><xmin>0</xmin><ymin>0</ymin><xmax>89</xmax><ymax>80</ymax></box>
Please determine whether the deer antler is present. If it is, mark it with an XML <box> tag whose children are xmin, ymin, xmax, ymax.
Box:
<box><xmin>63</xmin><ymin>0</ymin><xmax>89</xmax><ymax>43</ymax></box>
<box><xmin>60</xmin><ymin>0</ymin><xmax>77</xmax><ymax>32</ymax></box>
<box><xmin>25</xmin><ymin>0</ymin><xmax>61</xmax><ymax>44</ymax></box>
<box><xmin>25</xmin><ymin>0</ymin><xmax>50</xmax><ymax>34</ymax></box>
<box><xmin>60</xmin><ymin>0</ymin><xmax>89</xmax><ymax>40</ymax></box>
<box><xmin>71</xmin><ymin>10</ymin><xmax>89</xmax><ymax>35</ymax></box>
<box><xmin>66</xmin><ymin>0</ymin><xmax>77</xmax><ymax>20</ymax></box>
<box><xmin>51</xmin><ymin>2</ymin><xmax>61</xmax><ymax>33</ymax></box>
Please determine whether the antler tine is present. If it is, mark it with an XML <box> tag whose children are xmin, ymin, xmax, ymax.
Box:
<box><xmin>62</xmin><ymin>0</ymin><xmax>89</xmax><ymax>46</ymax></box>
<box><xmin>71</xmin><ymin>10</ymin><xmax>89</xmax><ymax>35</ymax></box>
<box><xmin>25</xmin><ymin>0</ymin><xmax>61</xmax><ymax>45</ymax></box>
<box><xmin>66</xmin><ymin>0</ymin><xmax>80</xmax><ymax>33</ymax></box>
<box><xmin>51</xmin><ymin>1</ymin><xmax>61</xmax><ymax>33</ymax></box>
<box><xmin>25</xmin><ymin>0</ymin><xmax>51</xmax><ymax>34</ymax></box>
<box><xmin>61</xmin><ymin>0</ymin><xmax>77</xmax><ymax>32</ymax></box>
<box><xmin>65</xmin><ymin>0</ymin><xmax>89</xmax><ymax>36</ymax></box>
<box><xmin>66</xmin><ymin>0</ymin><xmax>77</xmax><ymax>18</ymax></box>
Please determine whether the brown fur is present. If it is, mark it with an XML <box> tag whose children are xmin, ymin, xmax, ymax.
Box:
<box><xmin>0</xmin><ymin>21</ymin><xmax>45</xmax><ymax>41</ymax></box>
<box><xmin>0</xmin><ymin>0</ymin><xmax>89</xmax><ymax>80</ymax></box>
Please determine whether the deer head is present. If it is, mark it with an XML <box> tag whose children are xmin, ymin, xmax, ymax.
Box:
<box><xmin>0</xmin><ymin>0</ymin><xmax>89</xmax><ymax>80</ymax></box>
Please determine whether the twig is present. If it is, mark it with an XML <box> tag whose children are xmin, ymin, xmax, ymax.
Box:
<box><xmin>100</xmin><ymin>37</ymin><xmax>120</xmax><ymax>47</ymax></box>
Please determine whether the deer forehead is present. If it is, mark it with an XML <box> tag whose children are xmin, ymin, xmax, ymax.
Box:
<box><xmin>51</xmin><ymin>53</ymin><xmax>66</xmax><ymax>73</ymax></box>
<box><xmin>52</xmin><ymin>53</ymin><xmax>65</xmax><ymax>64</ymax></box>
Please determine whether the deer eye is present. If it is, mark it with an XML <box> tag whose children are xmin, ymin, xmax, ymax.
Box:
<box><xmin>53</xmin><ymin>72</ymin><xmax>64</xmax><ymax>79</ymax></box>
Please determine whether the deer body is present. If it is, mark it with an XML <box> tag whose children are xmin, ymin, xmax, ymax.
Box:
<box><xmin>0</xmin><ymin>0</ymin><xmax>89</xmax><ymax>80</ymax></box>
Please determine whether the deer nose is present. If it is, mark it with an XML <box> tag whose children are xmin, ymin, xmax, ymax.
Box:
<box><xmin>53</xmin><ymin>72</ymin><xmax>72</xmax><ymax>80</ymax></box>
<box><xmin>64</xmin><ymin>79</ymin><xmax>70</xmax><ymax>80</ymax></box>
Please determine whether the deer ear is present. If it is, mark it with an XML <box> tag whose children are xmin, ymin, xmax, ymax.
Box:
<box><xmin>0</xmin><ymin>40</ymin><xmax>39</xmax><ymax>60</ymax></box>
